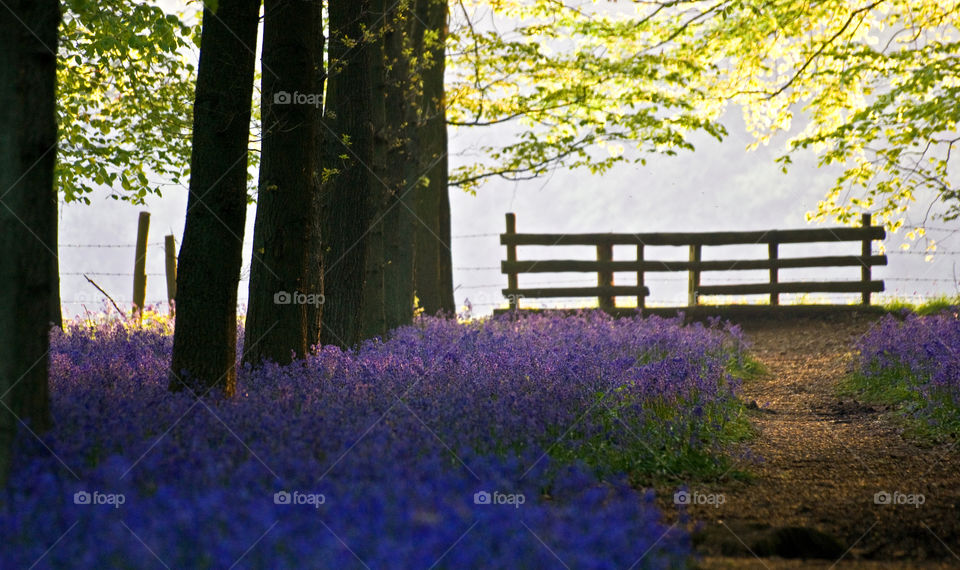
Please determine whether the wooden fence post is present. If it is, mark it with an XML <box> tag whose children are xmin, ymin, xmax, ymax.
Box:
<box><xmin>769</xmin><ymin>242</ymin><xmax>779</xmax><ymax>305</ymax></box>
<box><xmin>636</xmin><ymin>244</ymin><xmax>645</xmax><ymax>309</ymax></box>
<box><xmin>862</xmin><ymin>213</ymin><xmax>872</xmax><ymax>305</ymax></box>
<box><xmin>597</xmin><ymin>243</ymin><xmax>614</xmax><ymax>311</ymax></box>
<box><xmin>132</xmin><ymin>211</ymin><xmax>150</xmax><ymax>318</ymax></box>
<box><xmin>505</xmin><ymin>213</ymin><xmax>519</xmax><ymax>310</ymax></box>
<box><xmin>687</xmin><ymin>244</ymin><xmax>701</xmax><ymax>306</ymax></box>
<box><xmin>165</xmin><ymin>234</ymin><xmax>177</xmax><ymax>312</ymax></box>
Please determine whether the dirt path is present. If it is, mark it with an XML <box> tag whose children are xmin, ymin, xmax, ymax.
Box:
<box><xmin>656</xmin><ymin>313</ymin><xmax>960</xmax><ymax>568</ymax></box>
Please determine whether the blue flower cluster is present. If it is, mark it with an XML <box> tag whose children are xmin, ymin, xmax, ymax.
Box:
<box><xmin>3</xmin><ymin>311</ymin><xmax>747</xmax><ymax>568</ymax></box>
<box><xmin>855</xmin><ymin>309</ymin><xmax>960</xmax><ymax>438</ymax></box>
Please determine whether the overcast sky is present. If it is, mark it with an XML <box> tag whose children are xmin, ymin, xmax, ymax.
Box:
<box><xmin>57</xmin><ymin>3</ymin><xmax>960</xmax><ymax>320</ymax></box>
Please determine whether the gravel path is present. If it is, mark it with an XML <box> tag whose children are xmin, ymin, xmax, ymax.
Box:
<box><xmin>656</xmin><ymin>313</ymin><xmax>960</xmax><ymax>568</ymax></box>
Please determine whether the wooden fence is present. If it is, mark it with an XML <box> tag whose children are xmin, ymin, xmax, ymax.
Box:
<box><xmin>500</xmin><ymin>213</ymin><xmax>886</xmax><ymax>310</ymax></box>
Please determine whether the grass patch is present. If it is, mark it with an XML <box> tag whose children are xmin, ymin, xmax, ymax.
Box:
<box><xmin>881</xmin><ymin>295</ymin><xmax>960</xmax><ymax>316</ymax></box>
<box><xmin>847</xmin><ymin>310</ymin><xmax>960</xmax><ymax>443</ymax></box>
<box><xmin>838</xmin><ymin>367</ymin><xmax>917</xmax><ymax>406</ymax></box>
<box><xmin>728</xmin><ymin>353</ymin><xmax>769</xmax><ymax>382</ymax></box>
<box><xmin>840</xmin><ymin>369</ymin><xmax>958</xmax><ymax>444</ymax></box>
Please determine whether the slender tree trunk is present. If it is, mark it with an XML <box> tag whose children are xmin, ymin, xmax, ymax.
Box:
<box><xmin>358</xmin><ymin>0</ymin><xmax>390</xmax><ymax>340</ymax></box>
<box><xmin>323</xmin><ymin>0</ymin><xmax>449</xmax><ymax>346</ymax></box>
<box><xmin>381</xmin><ymin>189</ymin><xmax>417</xmax><ymax>330</ymax></box>
<box><xmin>243</xmin><ymin>0</ymin><xmax>324</xmax><ymax>366</ymax></box>
<box><xmin>413</xmin><ymin>0</ymin><xmax>454</xmax><ymax>317</ymax></box>
<box><xmin>382</xmin><ymin>1</ymin><xmax>419</xmax><ymax>332</ymax></box>
<box><xmin>50</xmin><ymin>242</ymin><xmax>62</xmax><ymax>329</ymax></box>
<box><xmin>0</xmin><ymin>0</ymin><xmax>60</xmax><ymax>485</ymax></box>
<box><xmin>359</xmin><ymin>221</ymin><xmax>386</xmax><ymax>339</ymax></box>
<box><xmin>360</xmin><ymin>0</ymin><xmax>419</xmax><ymax>337</ymax></box>
<box><xmin>169</xmin><ymin>0</ymin><xmax>260</xmax><ymax>396</ymax></box>
<box><xmin>319</xmin><ymin>0</ymin><xmax>378</xmax><ymax>348</ymax></box>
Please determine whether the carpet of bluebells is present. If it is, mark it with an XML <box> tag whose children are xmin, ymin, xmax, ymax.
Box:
<box><xmin>2</xmin><ymin>310</ymin><xmax>749</xmax><ymax>569</ymax></box>
<box><xmin>853</xmin><ymin>309</ymin><xmax>960</xmax><ymax>440</ymax></box>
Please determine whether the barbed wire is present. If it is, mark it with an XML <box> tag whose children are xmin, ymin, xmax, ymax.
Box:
<box><xmin>59</xmin><ymin>240</ymin><xmax>255</xmax><ymax>248</ymax></box>
<box><xmin>59</xmin><ymin>242</ymin><xmax>166</xmax><ymax>248</ymax></box>
<box><xmin>455</xmin><ymin>228</ymin><xmax>960</xmax><ymax>240</ymax></box>
<box><xmin>61</xmin><ymin>272</ymin><xmax>165</xmax><ymax>276</ymax></box>
<box><xmin>461</xmin><ymin>275</ymin><xmax>952</xmax><ymax>290</ymax></box>
<box><xmin>886</xmin><ymin>250</ymin><xmax>960</xmax><ymax>255</ymax></box>
<box><xmin>459</xmin><ymin>276</ymin><xmax>720</xmax><ymax>289</ymax></box>
<box><xmin>62</xmin><ymin>300</ymin><xmax>168</xmax><ymax>305</ymax></box>
<box><xmin>901</xmin><ymin>225</ymin><xmax>959</xmax><ymax>233</ymax></box>
<box><xmin>887</xmin><ymin>277</ymin><xmax>959</xmax><ymax>282</ymax></box>
<box><xmin>452</xmin><ymin>232</ymin><xmax>499</xmax><ymax>239</ymax></box>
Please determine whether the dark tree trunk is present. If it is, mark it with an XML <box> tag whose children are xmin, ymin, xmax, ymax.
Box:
<box><xmin>0</xmin><ymin>0</ymin><xmax>60</xmax><ymax>485</ymax></box>
<box><xmin>360</xmin><ymin>0</ymin><xmax>418</xmax><ymax>338</ymax></box>
<box><xmin>382</xmin><ymin>2</ymin><xmax>419</xmax><ymax>332</ymax></box>
<box><xmin>359</xmin><ymin>221</ymin><xmax>386</xmax><ymax>340</ymax></box>
<box><xmin>50</xmin><ymin>246</ymin><xmax>62</xmax><ymax>329</ymax></box>
<box><xmin>243</xmin><ymin>0</ymin><xmax>324</xmax><ymax>366</ymax></box>
<box><xmin>413</xmin><ymin>0</ymin><xmax>454</xmax><ymax>317</ymax></box>
<box><xmin>323</xmin><ymin>0</ymin><xmax>450</xmax><ymax>347</ymax></box>
<box><xmin>169</xmin><ymin>0</ymin><xmax>260</xmax><ymax>396</ymax></box>
<box><xmin>319</xmin><ymin>0</ymin><xmax>379</xmax><ymax>348</ymax></box>
<box><xmin>381</xmin><ymin>190</ymin><xmax>417</xmax><ymax>330</ymax></box>
<box><xmin>358</xmin><ymin>0</ymin><xmax>390</xmax><ymax>340</ymax></box>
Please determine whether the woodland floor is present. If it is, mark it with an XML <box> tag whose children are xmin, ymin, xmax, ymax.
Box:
<box><xmin>652</xmin><ymin>312</ymin><xmax>960</xmax><ymax>569</ymax></box>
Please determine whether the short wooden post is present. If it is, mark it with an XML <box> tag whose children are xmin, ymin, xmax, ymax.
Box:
<box><xmin>164</xmin><ymin>234</ymin><xmax>177</xmax><ymax>312</ymax></box>
<box><xmin>132</xmin><ymin>211</ymin><xmax>150</xmax><ymax>318</ymax></box>
<box><xmin>687</xmin><ymin>244</ymin><xmax>701</xmax><ymax>306</ymax></box>
<box><xmin>505</xmin><ymin>213</ymin><xmax>519</xmax><ymax>310</ymax></box>
<box><xmin>636</xmin><ymin>244</ymin><xmax>645</xmax><ymax>309</ymax></box>
<box><xmin>861</xmin><ymin>213</ymin><xmax>872</xmax><ymax>305</ymax></box>
<box><xmin>597</xmin><ymin>242</ymin><xmax>614</xmax><ymax>311</ymax></box>
<box><xmin>768</xmin><ymin>242</ymin><xmax>779</xmax><ymax>305</ymax></box>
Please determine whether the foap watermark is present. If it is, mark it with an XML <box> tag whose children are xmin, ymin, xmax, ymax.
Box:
<box><xmin>874</xmin><ymin>490</ymin><xmax>925</xmax><ymax>508</ymax></box>
<box><xmin>273</xmin><ymin>290</ymin><xmax>324</xmax><ymax>307</ymax></box>
<box><xmin>674</xmin><ymin>490</ymin><xmax>725</xmax><ymax>508</ymax></box>
<box><xmin>73</xmin><ymin>490</ymin><xmax>125</xmax><ymax>509</ymax></box>
<box><xmin>473</xmin><ymin>490</ymin><xmax>525</xmax><ymax>508</ymax></box>
<box><xmin>274</xmin><ymin>490</ymin><xmax>326</xmax><ymax>509</ymax></box>
<box><xmin>273</xmin><ymin>90</ymin><xmax>322</xmax><ymax>108</ymax></box>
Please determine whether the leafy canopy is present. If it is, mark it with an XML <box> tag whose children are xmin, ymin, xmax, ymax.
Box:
<box><xmin>690</xmin><ymin>0</ymin><xmax>960</xmax><ymax>228</ymax></box>
<box><xmin>446</xmin><ymin>0</ymin><xmax>727</xmax><ymax>193</ymax></box>
<box><xmin>58</xmin><ymin>0</ymin><xmax>960</xmax><ymax>230</ymax></box>
<box><xmin>58</xmin><ymin>0</ymin><xmax>200</xmax><ymax>204</ymax></box>
<box><xmin>449</xmin><ymin>0</ymin><xmax>960</xmax><ymax>229</ymax></box>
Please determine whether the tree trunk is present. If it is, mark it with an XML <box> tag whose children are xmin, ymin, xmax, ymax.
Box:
<box><xmin>359</xmin><ymin>221</ymin><xmax>387</xmax><ymax>340</ymax></box>
<box><xmin>169</xmin><ymin>0</ymin><xmax>260</xmax><ymax>396</ymax></box>
<box><xmin>243</xmin><ymin>0</ymin><xmax>324</xmax><ymax>366</ymax></box>
<box><xmin>358</xmin><ymin>0</ymin><xmax>391</xmax><ymax>341</ymax></box>
<box><xmin>0</xmin><ymin>0</ymin><xmax>60</xmax><ymax>485</ymax></box>
<box><xmin>384</xmin><ymin>1</ymin><xmax>422</xmax><ymax>331</ymax></box>
<box><xmin>319</xmin><ymin>0</ymin><xmax>379</xmax><ymax>348</ymax></box>
<box><xmin>322</xmin><ymin>0</ymin><xmax>449</xmax><ymax>346</ymax></box>
<box><xmin>413</xmin><ymin>0</ymin><xmax>454</xmax><ymax>317</ymax></box>
<box><xmin>360</xmin><ymin>0</ymin><xmax>419</xmax><ymax>338</ymax></box>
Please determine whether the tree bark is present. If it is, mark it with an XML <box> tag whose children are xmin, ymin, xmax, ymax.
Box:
<box><xmin>359</xmin><ymin>0</ymin><xmax>418</xmax><ymax>338</ymax></box>
<box><xmin>169</xmin><ymin>0</ymin><xmax>260</xmax><ymax>396</ymax></box>
<box><xmin>319</xmin><ymin>0</ymin><xmax>379</xmax><ymax>348</ymax></box>
<box><xmin>322</xmin><ymin>0</ymin><xmax>450</xmax><ymax>347</ymax></box>
<box><xmin>413</xmin><ymin>0</ymin><xmax>454</xmax><ymax>317</ymax></box>
<box><xmin>382</xmin><ymin>2</ymin><xmax>420</xmax><ymax>332</ymax></box>
<box><xmin>243</xmin><ymin>0</ymin><xmax>324</xmax><ymax>366</ymax></box>
<box><xmin>0</xmin><ymin>0</ymin><xmax>60</xmax><ymax>485</ymax></box>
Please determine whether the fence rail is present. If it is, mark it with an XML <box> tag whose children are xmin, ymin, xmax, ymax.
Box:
<box><xmin>500</xmin><ymin>213</ymin><xmax>887</xmax><ymax>310</ymax></box>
